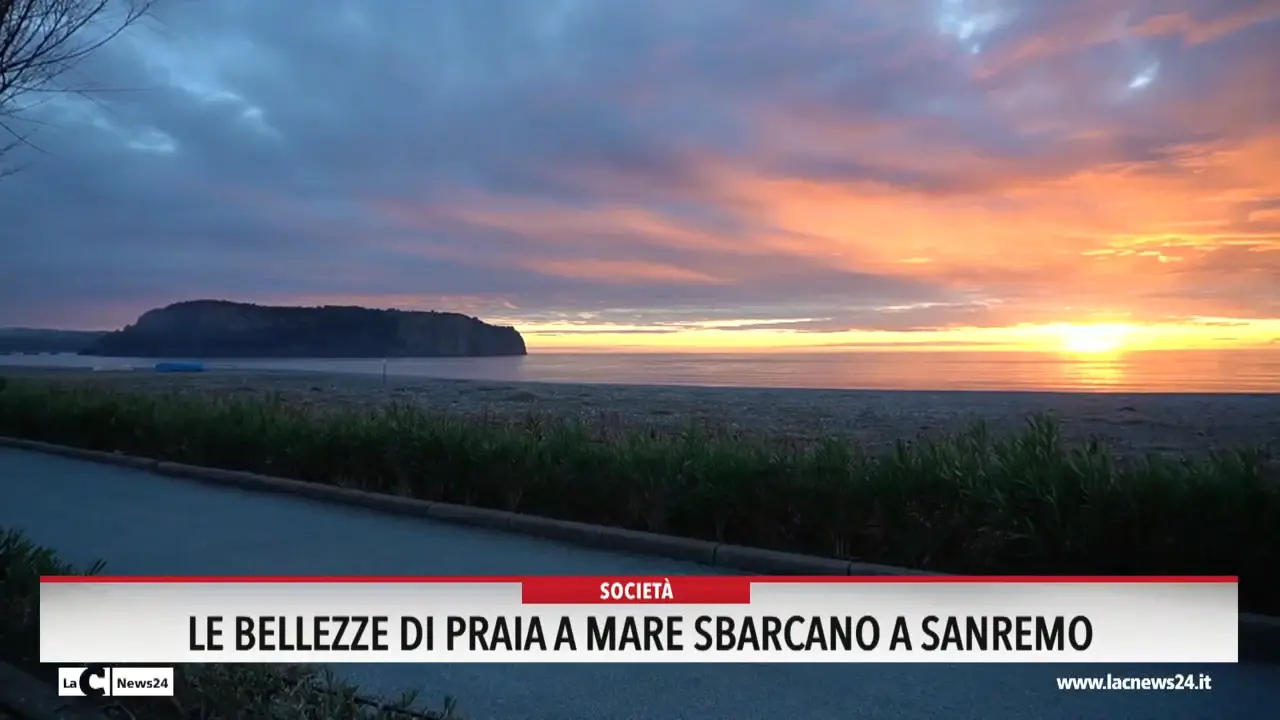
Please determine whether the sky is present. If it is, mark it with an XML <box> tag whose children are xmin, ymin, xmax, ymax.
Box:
<box><xmin>1</xmin><ymin>0</ymin><xmax>1278</xmax><ymax>352</ymax></box>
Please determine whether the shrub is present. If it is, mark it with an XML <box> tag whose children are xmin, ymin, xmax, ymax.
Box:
<box><xmin>0</xmin><ymin>525</ymin><xmax>459</xmax><ymax>719</ymax></box>
<box><xmin>0</xmin><ymin>381</ymin><xmax>1275</xmax><ymax>614</ymax></box>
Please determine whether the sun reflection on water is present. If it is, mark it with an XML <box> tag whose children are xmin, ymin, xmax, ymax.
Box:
<box><xmin>1061</xmin><ymin>356</ymin><xmax>1127</xmax><ymax>389</ymax></box>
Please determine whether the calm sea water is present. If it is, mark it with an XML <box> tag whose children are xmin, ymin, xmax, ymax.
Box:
<box><xmin>3</xmin><ymin>349</ymin><xmax>1279</xmax><ymax>393</ymax></box>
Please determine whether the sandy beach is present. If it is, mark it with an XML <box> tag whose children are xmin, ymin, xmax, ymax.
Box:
<box><xmin>3</xmin><ymin>366</ymin><xmax>1277</xmax><ymax>457</ymax></box>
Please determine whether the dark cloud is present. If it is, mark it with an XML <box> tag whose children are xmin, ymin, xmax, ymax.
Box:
<box><xmin>1</xmin><ymin>0</ymin><xmax>1277</xmax><ymax>342</ymax></box>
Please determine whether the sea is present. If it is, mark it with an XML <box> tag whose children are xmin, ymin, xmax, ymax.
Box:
<box><xmin>2</xmin><ymin>349</ymin><xmax>1278</xmax><ymax>394</ymax></box>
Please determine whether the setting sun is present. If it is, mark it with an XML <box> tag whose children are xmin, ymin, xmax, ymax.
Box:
<box><xmin>1054</xmin><ymin>323</ymin><xmax>1134</xmax><ymax>355</ymax></box>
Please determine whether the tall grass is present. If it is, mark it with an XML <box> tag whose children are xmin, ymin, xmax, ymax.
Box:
<box><xmin>0</xmin><ymin>380</ymin><xmax>1276</xmax><ymax>613</ymax></box>
<box><xmin>0</xmin><ymin>527</ymin><xmax>106</xmax><ymax>671</ymax></box>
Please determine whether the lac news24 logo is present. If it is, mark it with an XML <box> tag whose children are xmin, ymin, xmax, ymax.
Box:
<box><xmin>58</xmin><ymin>666</ymin><xmax>175</xmax><ymax>697</ymax></box>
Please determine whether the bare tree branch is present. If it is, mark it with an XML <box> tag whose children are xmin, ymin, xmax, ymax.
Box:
<box><xmin>0</xmin><ymin>137</ymin><xmax>24</xmax><ymax>178</ymax></box>
<box><xmin>0</xmin><ymin>0</ymin><xmax>152</xmax><ymax>171</ymax></box>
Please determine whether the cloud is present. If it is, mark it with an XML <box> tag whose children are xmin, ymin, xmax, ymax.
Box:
<box><xmin>1</xmin><ymin>0</ymin><xmax>1276</xmax><ymax>347</ymax></box>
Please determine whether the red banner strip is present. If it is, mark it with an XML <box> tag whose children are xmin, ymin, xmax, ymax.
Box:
<box><xmin>521</xmin><ymin>576</ymin><xmax>753</xmax><ymax>604</ymax></box>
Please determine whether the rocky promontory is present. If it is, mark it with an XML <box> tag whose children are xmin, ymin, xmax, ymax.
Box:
<box><xmin>81</xmin><ymin>300</ymin><xmax>527</xmax><ymax>358</ymax></box>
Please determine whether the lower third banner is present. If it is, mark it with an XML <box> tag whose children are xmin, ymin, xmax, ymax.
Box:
<box><xmin>40</xmin><ymin>575</ymin><xmax>1238</xmax><ymax>663</ymax></box>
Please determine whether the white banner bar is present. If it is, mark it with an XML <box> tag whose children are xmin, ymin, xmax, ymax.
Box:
<box><xmin>40</xmin><ymin>577</ymin><xmax>1238</xmax><ymax>664</ymax></box>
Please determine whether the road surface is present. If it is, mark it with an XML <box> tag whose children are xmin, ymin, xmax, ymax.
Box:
<box><xmin>2</xmin><ymin>448</ymin><xmax>1273</xmax><ymax>719</ymax></box>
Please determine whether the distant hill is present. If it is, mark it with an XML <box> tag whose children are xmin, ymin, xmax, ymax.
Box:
<box><xmin>81</xmin><ymin>300</ymin><xmax>527</xmax><ymax>358</ymax></box>
<box><xmin>0</xmin><ymin>328</ymin><xmax>108</xmax><ymax>355</ymax></box>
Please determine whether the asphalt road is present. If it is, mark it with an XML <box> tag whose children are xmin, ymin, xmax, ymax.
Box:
<box><xmin>2</xmin><ymin>448</ymin><xmax>1274</xmax><ymax>719</ymax></box>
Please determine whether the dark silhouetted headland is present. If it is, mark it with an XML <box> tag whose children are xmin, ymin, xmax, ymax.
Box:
<box><xmin>0</xmin><ymin>329</ymin><xmax>107</xmax><ymax>355</ymax></box>
<box><xmin>80</xmin><ymin>300</ymin><xmax>527</xmax><ymax>358</ymax></box>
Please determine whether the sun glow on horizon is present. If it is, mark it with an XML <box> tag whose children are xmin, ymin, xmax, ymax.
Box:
<box><xmin>1052</xmin><ymin>323</ymin><xmax>1135</xmax><ymax>355</ymax></box>
<box><xmin>515</xmin><ymin>318</ymin><xmax>1279</xmax><ymax>353</ymax></box>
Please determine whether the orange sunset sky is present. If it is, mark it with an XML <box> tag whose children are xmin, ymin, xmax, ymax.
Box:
<box><xmin>2</xmin><ymin>0</ymin><xmax>1278</xmax><ymax>354</ymax></box>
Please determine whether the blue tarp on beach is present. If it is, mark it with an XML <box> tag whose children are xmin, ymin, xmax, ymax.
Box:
<box><xmin>153</xmin><ymin>362</ymin><xmax>205</xmax><ymax>373</ymax></box>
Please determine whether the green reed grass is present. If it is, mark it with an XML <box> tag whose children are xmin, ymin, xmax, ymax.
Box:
<box><xmin>0</xmin><ymin>525</ymin><xmax>459</xmax><ymax>719</ymax></box>
<box><xmin>0</xmin><ymin>379</ymin><xmax>1276</xmax><ymax>614</ymax></box>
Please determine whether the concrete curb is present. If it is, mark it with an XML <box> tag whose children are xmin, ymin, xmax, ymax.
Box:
<box><xmin>0</xmin><ymin>437</ymin><xmax>816</xmax><ymax>576</ymax></box>
<box><xmin>0</xmin><ymin>437</ymin><xmax>158</xmax><ymax>473</ymax></box>
<box><xmin>0</xmin><ymin>661</ymin><xmax>107</xmax><ymax>720</ymax></box>
<box><xmin>3</xmin><ymin>435</ymin><xmax>1277</xmax><ymax>663</ymax></box>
